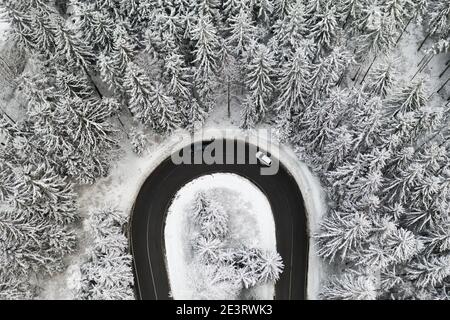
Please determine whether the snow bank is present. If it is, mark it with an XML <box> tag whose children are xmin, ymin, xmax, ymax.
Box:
<box><xmin>165</xmin><ymin>173</ymin><xmax>276</xmax><ymax>300</ymax></box>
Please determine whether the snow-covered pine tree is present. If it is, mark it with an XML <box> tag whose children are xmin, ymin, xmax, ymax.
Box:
<box><xmin>256</xmin><ymin>250</ymin><xmax>284</xmax><ymax>283</ymax></box>
<box><xmin>355</xmin><ymin>15</ymin><xmax>398</xmax><ymax>62</ymax></box>
<box><xmin>13</xmin><ymin>161</ymin><xmax>78</xmax><ymax>224</ymax></box>
<box><xmin>240</xmin><ymin>94</ymin><xmax>258</xmax><ymax>129</ymax></box>
<box><xmin>190</xmin><ymin>191</ymin><xmax>212</xmax><ymax>222</ymax></box>
<box><xmin>337</xmin><ymin>0</ymin><xmax>369</xmax><ymax>27</ymax></box>
<box><xmin>149</xmin><ymin>82</ymin><xmax>181</xmax><ymax>134</ymax></box>
<box><xmin>0</xmin><ymin>271</ymin><xmax>35</xmax><ymax>300</ymax></box>
<box><xmin>77</xmin><ymin>207</ymin><xmax>134</xmax><ymax>300</ymax></box>
<box><xmin>191</xmin><ymin>13</ymin><xmax>220</xmax><ymax>112</ymax></box>
<box><xmin>54</xmin><ymin>22</ymin><xmax>94</xmax><ymax>71</ymax></box>
<box><xmin>364</xmin><ymin>56</ymin><xmax>398</xmax><ymax>98</ymax></box>
<box><xmin>180</xmin><ymin>90</ymin><xmax>209</xmax><ymax>131</ymax></box>
<box><xmin>299</xmin><ymin>88</ymin><xmax>351</xmax><ymax>154</ymax></box>
<box><xmin>0</xmin><ymin>207</ymin><xmax>77</xmax><ymax>276</ymax></box>
<box><xmin>426</xmin><ymin>0</ymin><xmax>449</xmax><ymax>40</ymax></box>
<box><xmin>272</xmin><ymin>0</ymin><xmax>294</xmax><ymax>21</ymax></box>
<box><xmin>387</xmin><ymin>78</ymin><xmax>427</xmax><ymax>117</ymax></box>
<box><xmin>54</xmin><ymin>67</ymin><xmax>95</xmax><ymax>100</ymax></box>
<box><xmin>163</xmin><ymin>50</ymin><xmax>191</xmax><ymax>101</ymax></box>
<box><xmin>129</xmin><ymin>127</ymin><xmax>148</xmax><ymax>156</ymax></box>
<box><xmin>123</xmin><ymin>62</ymin><xmax>155</xmax><ymax>124</ymax></box>
<box><xmin>0</xmin><ymin>159</ymin><xmax>16</xmax><ymax>202</ymax></box>
<box><xmin>71</xmin><ymin>2</ymin><xmax>116</xmax><ymax>55</ymax></box>
<box><xmin>381</xmin><ymin>0</ymin><xmax>415</xmax><ymax>30</ymax></box>
<box><xmin>243</xmin><ymin>43</ymin><xmax>276</xmax><ymax>124</ymax></box>
<box><xmin>321</xmin><ymin>273</ymin><xmax>377</xmax><ymax>300</ymax></box>
<box><xmin>272</xmin><ymin>0</ymin><xmax>307</xmax><ymax>55</ymax></box>
<box><xmin>109</xmin><ymin>25</ymin><xmax>137</xmax><ymax>75</ymax></box>
<box><xmin>309</xmin><ymin>45</ymin><xmax>353</xmax><ymax>103</ymax></box>
<box><xmin>193</xmin><ymin>236</ymin><xmax>223</xmax><ymax>263</ymax></box>
<box><xmin>254</xmin><ymin>0</ymin><xmax>274</xmax><ymax>24</ymax></box>
<box><xmin>199</xmin><ymin>200</ymin><xmax>229</xmax><ymax>240</ymax></box>
<box><xmin>309</xmin><ymin>3</ymin><xmax>340</xmax><ymax>56</ymax></box>
<box><xmin>225</xmin><ymin>5</ymin><xmax>256</xmax><ymax>59</ymax></box>
<box><xmin>275</xmin><ymin>46</ymin><xmax>312</xmax><ymax>119</ymax></box>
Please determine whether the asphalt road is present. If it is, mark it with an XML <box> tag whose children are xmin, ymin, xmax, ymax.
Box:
<box><xmin>130</xmin><ymin>139</ymin><xmax>308</xmax><ymax>300</ymax></box>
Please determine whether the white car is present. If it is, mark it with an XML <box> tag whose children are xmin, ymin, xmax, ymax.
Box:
<box><xmin>256</xmin><ymin>151</ymin><xmax>272</xmax><ymax>166</ymax></box>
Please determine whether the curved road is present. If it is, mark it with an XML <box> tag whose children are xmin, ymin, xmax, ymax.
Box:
<box><xmin>130</xmin><ymin>139</ymin><xmax>308</xmax><ymax>300</ymax></box>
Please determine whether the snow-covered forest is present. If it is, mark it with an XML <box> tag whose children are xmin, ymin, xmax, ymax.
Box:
<box><xmin>186</xmin><ymin>191</ymin><xmax>283</xmax><ymax>299</ymax></box>
<box><xmin>0</xmin><ymin>0</ymin><xmax>448</xmax><ymax>300</ymax></box>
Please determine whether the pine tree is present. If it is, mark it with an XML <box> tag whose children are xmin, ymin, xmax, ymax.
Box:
<box><xmin>150</xmin><ymin>82</ymin><xmax>181</xmax><ymax>134</ymax></box>
<box><xmin>225</xmin><ymin>6</ymin><xmax>256</xmax><ymax>58</ymax></box>
<box><xmin>72</xmin><ymin>2</ymin><xmax>116</xmax><ymax>55</ymax></box>
<box><xmin>123</xmin><ymin>62</ymin><xmax>155</xmax><ymax>125</ymax></box>
<box><xmin>387</xmin><ymin>78</ymin><xmax>427</xmax><ymax>117</ymax></box>
<box><xmin>309</xmin><ymin>46</ymin><xmax>353</xmax><ymax>102</ymax></box>
<box><xmin>77</xmin><ymin>207</ymin><xmax>134</xmax><ymax>300</ymax></box>
<box><xmin>406</xmin><ymin>256</ymin><xmax>450</xmax><ymax>289</ymax></box>
<box><xmin>364</xmin><ymin>57</ymin><xmax>398</xmax><ymax>98</ymax></box>
<box><xmin>13</xmin><ymin>162</ymin><xmax>78</xmax><ymax>224</ymax></box>
<box><xmin>244</xmin><ymin>44</ymin><xmax>276</xmax><ymax>122</ymax></box>
<box><xmin>129</xmin><ymin>127</ymin><xmax>148</xmax><ymax>156</ymax></box>
<box><xmin>355</xmin><ymin>15</ymin><xmax>398</xmax><ymax>60</ymax></box>
<box><xmin>427</xmin><ymin>0</ymin><xmax>449</xmax><ymax>38</ymax></box>
<box><xmin>240</xmin><ymin>94</ymin><xmax>258</xmax><ymax>129</ymax></box>
<box><xmin>0</xmin><ymin>271</ymin><xmax>35</xmax><ymax>300</ymax></box>
<box><xmin>321</xmin><ymin>273</ymin><xmax>377</xmax><ymax>300</ymax></box>
<box><xmin>309</xmin><ymin>3</ymin><xmax>340</xmax><ymax>55</ymax></box>
<box><xmin>163</xmin><ymin>51</ymin><xmax>191</xmax><ymax>100</ymax></box>
<box><xmin>254</xmin><ymin>0</ymin><xmax>274</xmax><ymax>24</ymax></box>
<box><xmin>193</xmin><ymin>236</ymin><xmax>223</xmax><ymax>263</ymax></box>
<box><xmin>272</xmin><ymin>0</ymin><xmax>307</xmax><ymax>53</ymax></box>
<box><xmin>191</xmin><ymin>13</ymin><xmax>220</xmax><ymax>110</ymax></box>
<box><xmin>337</xmin><ymin>0</ymin><xmax>369</xmax><ymax>26</ymax></box>
<box><xmin>381</xmin><ymin>0</ymin><xmax>415</xmax><ymax>30</ymax></box>
<box><xmin>275</xmin><ymin>47</ymin><xmax>311</xmax><ymax>116</ymax></box>
<box><xmin>0</xmin><ymin>207</ymin><xmax>77</xmax><ymax>276</ymax></box>
<box><xmin>257</xmin><ymin>250</ymin><xmax>284</xmax><ymax>283</ymax></box>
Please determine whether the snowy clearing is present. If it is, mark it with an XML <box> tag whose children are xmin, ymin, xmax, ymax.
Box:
<box><xmin>165</xmin><ymin>173</ymin><xmax>276</xmax><ymax>300</ymax></box>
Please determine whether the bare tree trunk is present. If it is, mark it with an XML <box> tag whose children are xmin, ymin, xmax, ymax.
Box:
<box><xmin>396</xmin><ymin>16</ymin><xmax>413</xmax><ymax>46</ymax></box>
<box><xmin>418</xmin><ymin>32</ymin><xmax>431</xmax><ymax>52</ymax></box>
<box><xmin>437</xmin><ymin>77</ymin><xmax>449</xmax><ymax>93</ymax></box>
<box><xmin>412</xmin><ymin>55</ymin><xmax>434</xmax><ymax>80</ymax></box>
<box><xmin>351</xmin><ymin>65</ymin><xmax>362</xmax><ymax>82</ymax></box>
<box><xmin>360</xmin><ymin>55</ymin><xmax>377</xmax><ymax>85</ymax></box>
<box><xmin>82</xmin><ymin>65</ymin><xmax>103</xmax><ymax>99</ymax></box>
<box><xmin>0</xmin><ymin>106</ymin><xmax>16</xmax><ymax>124</ymax></box>
<box><xmin>417</xmin><ymin>54</ymin><xmax>428</xmax><ymax>67</ymax></box>
<box><xmin>439</xmin><ymin>64</ymin><xmax>450</xmax><ymax>78</ymax></box>
<box><xmin>227</xmin><ymin>81</ymin><xmax>231</xmax><ymax>118</ymax></box>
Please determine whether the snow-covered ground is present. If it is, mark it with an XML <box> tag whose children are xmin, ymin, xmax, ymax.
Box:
<box><xmin>0</xmin><ymin>21</ymin><xmax>9</xmax><ymax>41</ymax></box>
<box><xmin>165</xmin><ymin>173</ymin><xmax>276</xmax><ymax>300</ymax></box>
